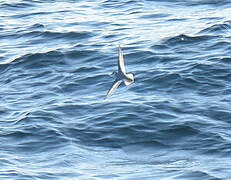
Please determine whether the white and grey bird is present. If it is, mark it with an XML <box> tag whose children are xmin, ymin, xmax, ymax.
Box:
<box><xmin>106</xmin><ymin>45</ymin><xmax>134</xmax><ymax>98</ymax></box>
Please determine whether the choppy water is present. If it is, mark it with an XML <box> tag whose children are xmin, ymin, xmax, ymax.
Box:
<box><xmin>1</xmin><ymin>0</ymin><xmax>231</xmax><ymax>179</ymax></box>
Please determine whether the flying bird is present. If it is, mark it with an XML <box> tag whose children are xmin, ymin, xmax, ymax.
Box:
<box><xmin>106</xmin><ymin>45</ymin><xmax>134</xmax><ymax>98</ymax></box>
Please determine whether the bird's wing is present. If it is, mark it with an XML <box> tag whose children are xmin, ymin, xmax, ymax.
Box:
<box><xmin>118</xmin><ymin>45</ymin><xmax>126</xmax><ymax>75</ymax></box>
<box><xmin>106</xmin><ymin>80</ymin><xmax>123</xmax><ymax>98</ymax></box>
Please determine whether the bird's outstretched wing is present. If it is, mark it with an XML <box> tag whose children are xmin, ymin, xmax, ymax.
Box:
<box><xmin>118</xmin><ymin>45</ymin><xmax>126</xmax><ymax>75</ymax></box>
<box><xmin>106</xmin><ymin>80</ymin><xmax>122</xmax><ymax>98</ymax></box>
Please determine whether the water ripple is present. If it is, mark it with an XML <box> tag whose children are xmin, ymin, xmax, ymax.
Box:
<box><xmin>1</xmin><ymin>0</ymin><xmax>231</xmax><ymax>179</ymax></box>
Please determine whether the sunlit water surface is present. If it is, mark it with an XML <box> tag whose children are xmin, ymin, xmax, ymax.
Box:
<box><xmin>1</xmin><ymin>0</ymin><xmax>231</xmax><ymax>179</ymax></box>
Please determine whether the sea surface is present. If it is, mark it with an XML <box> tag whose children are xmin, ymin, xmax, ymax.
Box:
<box><xmin>1</xmin><ymin>0</ymin><xmax>231</xmax><ymax>179</ymax></box>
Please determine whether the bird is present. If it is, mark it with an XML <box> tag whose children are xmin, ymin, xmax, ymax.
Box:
<box><xmin>106</xmin><ymin>45</ymin><xmax>134</xmax><ymax>98</ymax></box>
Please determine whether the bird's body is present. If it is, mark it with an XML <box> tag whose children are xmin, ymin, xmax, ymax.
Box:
<box><xmin>106</xmin><ymin>46</ymin><xmax>134</xmax><ymax>98</ymax></box>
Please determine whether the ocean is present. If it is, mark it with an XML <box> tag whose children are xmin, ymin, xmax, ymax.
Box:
<box><xmin>1</xmin><ymin>0</ymin><xmax>231</xmax><ymax>179</ymax></box>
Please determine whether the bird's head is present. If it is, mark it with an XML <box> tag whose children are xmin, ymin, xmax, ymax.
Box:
<box><xmin>127</xmin><ymin>73</ymin><xmax>135</xmax><ymax>81</ymax></box>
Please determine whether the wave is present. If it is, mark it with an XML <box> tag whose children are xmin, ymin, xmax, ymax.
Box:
<box><xmin>177</xmin><ymin>171</ymin><xmax>223</xmax><ymax>180</ymax></box>
<box><xmin>164</xmin><ymin>34</ymin><xmax>215</xmax><ymax>46</ymax></box>
<box><xmin>102</xmin><ymin>0</ymin><xmax>142</xmax><ymax>8</ymax></box>
<box><xmin>19</xmin><ymin>30</ymin><xmax>93</xmax><ymax>41</ymax></box>
<box><xmin>1</xmin><ymin>0</ymin><xmax>231</xmax><ymax>179</ymax></box>
<box><xmin>42</xmin><ymin>31</ymin><xmax>93</xmax><ymax>40</ymax></box>
<box><xmin>9</xmin><ymin>48</ymin><xmax>99</xmax><ymax>69</ymax></box>
<box><xmin>199</xmin><ymin>21</ymin><xmax>231</xmax><ymax>34</ymax></box>
<box><xmin>10</xmin><ymin>50</ymin><xmax>66</xmax><ymax>69</ymax></box>
<box><xmin>0</xmin><ymin>2</ymin><xmax>35</xmax><ymax>9</ymax></box>
<box><xmin>145</xmin><ymin>0</ymin><xmax>231</xmax><ymax>7</ymax></box>
<box><xmin>187</xmin><ymin>0</ymin><xmax>231</xmax><ymax>6</ymax></box>
<box><xmin>141</xmin><ymin>13</ymin><xmax>170</xmax><ymax>19</ymax></box>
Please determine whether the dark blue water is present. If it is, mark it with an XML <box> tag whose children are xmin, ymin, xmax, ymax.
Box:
<box><xmin>1</xmin><ymin>0</ymin><xmax>231</xmax><ymax>179</ymax></box>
